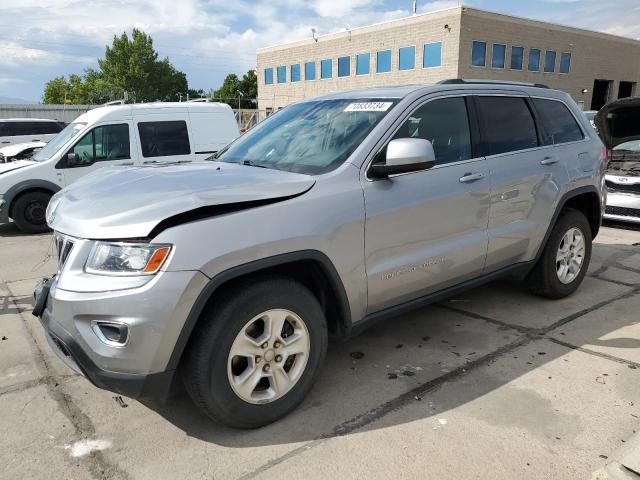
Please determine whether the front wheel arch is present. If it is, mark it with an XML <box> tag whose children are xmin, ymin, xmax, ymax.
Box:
<box><xmin>166</xmin><ymin>251</ymin><xmax>352</xmax><ymax>372</ymax></box>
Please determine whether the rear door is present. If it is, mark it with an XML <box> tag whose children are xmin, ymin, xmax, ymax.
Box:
<box><xmin>363</xmin><ymin>94</ymin><xmax>491</xmax><ymax>312</ymax></box>
<box><xmin>476</xmin><ymin>94</ymin><xmax>571</xmax><ymax>271</ymax></box>
<box><xmin>135</xmin><ymin>115</ymin><xmax>194</xmax><ymax>164</ymax></box>
<box><xmin>59</xmin><ymin>122</ymin><xmax>137</xmax><ymax>186</ymax></box>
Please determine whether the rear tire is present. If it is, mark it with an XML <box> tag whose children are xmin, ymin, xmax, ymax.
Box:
<box><xmin>11</xmin><ymin>191</ymin><xmax>52</xmax><ymax>234</ymax></box>
<box><xmin>527</xmin><ymin>209</ymin><xmax>592</xmax><ymax>299</ymax></box>
<box><xmin>183</xmin><ymin>276</ymin><xmax>328</xmax><ymax>428</ymax></box>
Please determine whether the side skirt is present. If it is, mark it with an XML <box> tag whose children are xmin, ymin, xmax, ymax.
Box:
<box><xmin>348</xmin><ymin>260</ymin><xmax>535</xmax><ymax>338</ymax></box>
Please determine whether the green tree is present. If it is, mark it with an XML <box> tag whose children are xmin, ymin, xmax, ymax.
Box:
<box><xmin>43</xmin><ymin>76</ymin><xmax>70</xmax><ymax>104</ymax></box>
<box><xmin>43</xmin><ymin>29</ymin><xmax>189</xmax><ymax>104</ymax></box>
<box><xmin>212</xmin><ymin>70</ymin><xmax>257</xmax><ymax>108</ymax></box>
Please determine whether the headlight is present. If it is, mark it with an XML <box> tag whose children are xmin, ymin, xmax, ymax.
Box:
<box><xmin>85</xmin><ymin>242</ymin><xmax>172</xmax><ymax>276</ymax></box>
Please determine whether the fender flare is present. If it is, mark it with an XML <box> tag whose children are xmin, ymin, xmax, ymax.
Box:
<box><xmin>4</xmin><ymin>179</ymin><xmax>61</xmax><ymax>219</ymax></box>
<box><xmin>534</xmin><ymin>184</ymin><xmax>602</xmax><ymax>262</ymax></box>
<box><xmin>165</xmin><ymin>250</ymin><xmax>352</xmax><ymax>371</ymax></box>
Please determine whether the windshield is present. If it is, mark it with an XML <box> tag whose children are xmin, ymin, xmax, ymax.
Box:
<box><xmin>216</xmin><ymin>99</ymin><xmax>398</xmax><ymax>175</ymax></box>
<box><xmin>32</xmin><ymin>122</ymin><xmax>86</xmax><ymax>162</ymax></box>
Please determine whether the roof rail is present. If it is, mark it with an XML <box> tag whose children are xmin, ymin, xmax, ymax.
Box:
<box><xmin>438</xmin><ymin>79</ymin><xmax>549</xmax><ymax>89</ymax></box>
<box><xmin>102</xmin><ymin>99</ymin><xmax>126</xmax><ymax>106</ymax></box>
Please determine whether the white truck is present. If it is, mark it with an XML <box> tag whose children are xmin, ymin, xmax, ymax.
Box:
<box><xmin>0</xmin><ymin>102</ymin><xmax>239</xmax><ymax>233</ymax></box>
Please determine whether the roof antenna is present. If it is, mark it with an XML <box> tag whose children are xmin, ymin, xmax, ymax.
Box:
<box><xmin>412</xmin><ymin>0</ymin><xmax>417</xmax><ymax>15</ymax></box>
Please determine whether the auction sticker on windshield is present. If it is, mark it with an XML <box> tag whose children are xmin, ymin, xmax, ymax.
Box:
<box><xmin>344</xmin><ymin>102</ymin><xmax>394</xmax><ymax>112</ymax></box>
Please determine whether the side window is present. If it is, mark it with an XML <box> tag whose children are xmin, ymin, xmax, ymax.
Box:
<box><xmin>392</xmin><ymin>97</ymin><xmax>472</xmax><ymax>165</ymax></box>
<box><xmin>533</xmin><ymin>98</ymin><xmax>583</xmax><ymax>145</ymax></box>
<box><xmin>138</xmin><ymin>121</ymin><xmax>190</xmax><ymax>158</ymax></box>
<box><xmin>70</xmin><ymin>124</ymin><xmax>130</xmax><ymax>166</ymax></box>
<box><xmin>476</xmin><ymin>96</ymin><xmax>538</xmax><ymax>155</ymax></box>
<box><xmin>21</xmin><ymin>122</ymin><xmax>61</xmax><ymax>135</ymax></box>
<box><xmin>71</xmin><ymin>130</ymin><xmax>96</xmax><ymax>165</ymax></box>
<box><xmin>0</xmin><ymin>122</ymin><xmax>8</xmax><ymax>136</ymax></box>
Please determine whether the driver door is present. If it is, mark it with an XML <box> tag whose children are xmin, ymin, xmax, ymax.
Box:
<box><xmin>362</xmin><ymin>95</ymin><xmax>491</xmax><ymax>312</ymax></box>
<box><xmin>59</xmin><ymin>122</ymin><xmax>136</xmax><ymax>186</ymax></box>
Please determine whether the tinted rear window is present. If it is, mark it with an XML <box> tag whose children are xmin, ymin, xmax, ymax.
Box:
<box><xmin>533</xmin><ymin>98</ymin><xmax>583</xmax><ymax>145</ymax></box>
<box><xmin>138</xmin><ymin>121</ymin><xmax>190</xmax><ymax>157</ymax></box>
<box><xmin>11</xmin><ymin>121</ymin><xmax>62</xmax><ymax>135</ymax></box>
<box><xmin>476</xmin><ymin>96</ymin><xmax>538</xmax><ymax>155</ymax></box>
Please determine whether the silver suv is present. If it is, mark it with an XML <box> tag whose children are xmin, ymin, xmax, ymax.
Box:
<box><xmin>33</xmin><ymin>80</ymin><xmax>606</xmax><ymax>428</ymax></box>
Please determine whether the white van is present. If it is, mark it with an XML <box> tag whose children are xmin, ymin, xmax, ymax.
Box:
<box><xmin>0</xmin><ymin>102</ymin><xmax>239</xmax><ymax>233</ymax></box>
<box><xmin>0</xmin><ymin>119</ymin><xmax>66</xmax><ymax>146</ymax></box>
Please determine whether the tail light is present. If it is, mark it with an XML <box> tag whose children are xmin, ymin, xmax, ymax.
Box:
<box><xmin>602</xmin><ymin>146</ymin><xmax>609</xmax><ymax>166</ymax></box>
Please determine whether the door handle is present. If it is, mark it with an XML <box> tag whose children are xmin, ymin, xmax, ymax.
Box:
<box><xmin>1</xmin><ymin>141</ymin><xmax>9</xmax><ymax>144</ymax></box>
<box><xmin>115</xmin><ymin>162</ymin><xmax>134</xmax><ymax>166</ymax></box>
<box><xmin>32</xmin><ymin>139</ymin><xmax>40</xmax><ymax>142</ymax></box>
<box><xmin>459</xmin><ymin>172</ymin><xmax>485</xmax><ymax>183</ymax></box>
<box><xmin>541</xmin><ymin>156</ymin><xmax>559</xmax><ymax>165</ymax></box>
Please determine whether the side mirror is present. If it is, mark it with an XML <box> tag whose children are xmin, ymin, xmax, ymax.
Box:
<box><xmin>370</xmin><ymin>138</ymin><xmax>436</xmax><ymax>178</ymax></box>
<box><xmin>65</xmin><ymin>152</ymin><xmax>80</xmax><ymax>167</ymax></box>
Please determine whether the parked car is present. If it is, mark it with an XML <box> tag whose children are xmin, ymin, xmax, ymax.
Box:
<box><xmin>596</xmin><ymin>97</ymin><xmax>640</xmax><ymax>224</ymax></box>
<box><xmin>0</xmin><ymin>118</ymin><xmax>66</xmax><ymax>146</ymax></box>
<box><xmin>0</xmin><ymin>102</ymin><xmax>239</xmax><ymax>233</ymax></box>
<box><xmin>33</xmin><ymin>80</ymin><xmax>605</xmax><ymax>428</ymax></box>
<box><xmin>0</xmin><ymin>141</ymin><xmax>46</xmax><ymax>163</ymax></box>
<box><xmin>583</xmin><ymin>110</ymin><xmax>598</xmax><ymax>129</ymax></box>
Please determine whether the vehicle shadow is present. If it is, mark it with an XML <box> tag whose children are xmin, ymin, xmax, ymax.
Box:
<box><xmin>146</xmin><ymin>240</ymin><xmax>640</xmax><ymax>448</ymax></box>
<box><xmin>0</xmin><ymin>222</ymin><xmax>51</xmax><ymax>238</ymax></box>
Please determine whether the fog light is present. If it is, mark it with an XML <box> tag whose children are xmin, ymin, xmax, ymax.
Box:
<box><xmin>91</xmin><ymin>321</ymin><xmax>129</xmax><ymax>347</ymax></box>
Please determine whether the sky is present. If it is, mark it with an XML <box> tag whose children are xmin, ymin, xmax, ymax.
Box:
<box><xmin>0</xmin><ymin>0</ymin><xmax>639</xmax><ymax>102</ymax></box>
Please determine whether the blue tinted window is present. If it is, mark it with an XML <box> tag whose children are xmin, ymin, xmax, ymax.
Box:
<box><xmin>264</xmin><ymin>68</ymin><xmax>273</xmax><ymax>85</ymax></box>
<box><xmin>305</xmin><ymin>61</ymin><xmax>316</xmax><ymax>80</ymax></box>
<box><xmin>559</xmin><ymin>52</ymin><xmax>571</xmax><ymax>73</ymax></box>
<box><xmin>544</xmin><ymin>50</ymin><xmax>556</xmax><ymax>72</ymax></box>
<box><xmin>276</xmin><ymin>65</ymin><xmax>286</xmax><ymax>83</ymax></box>
<box><xmin>528</xmin><ymin>48</ymin><xmax>541</xmax><ymax>71</ymax></box>
<box><xmin>492</xmin><ymin>44</ymin><xmax>506</xmax><ymax>68</ymax></box>
<box><xmin>338</xmin><ymin>56</ymin><xmax>350</xmax><ymax>77</ymax></box>
<box><xmin>423</xmin><ymin>42</ymin><xmax>442</xmax><ymax>68</ymax></box>
<box><xmin>511</xmin><ymin>46</ymin><xmax>524</xmax><ymax>70</ymax></box>
<box><xmin>321</xmin><ymin>59</ymin><xmax>332</xmax><ymax>79</ymax></box>
<box><xmin>472</xmin><ymin>41</ymin><xmax>486</xmax><ymax>67</ymax></box>
<box><xmin>290</xmin><ymin>64</ymin><xmax>301</xmax><ymax>82</ymax></box>
<box><xmin>398</xmin><ymin>46</ymin><xmax>415</xmax><ymax>70</ymax></box>
<box><xmin>377</xmin><ymin>49</ymin><xmax>391</xmax><ymax>73</ymax></box>
<box><xmin>356</xmin><ymin>53</ymin><xmax>370</xmax><ymax>75</ymax></box>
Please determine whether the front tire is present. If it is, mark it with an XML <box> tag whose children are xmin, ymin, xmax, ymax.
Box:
<box><xmin>11</xmin><ymin>191</ymin><xmax>51</xmax><ymax>234</ymax></box>
<box><xmin>183</xmin><ymin>276</ymin><xmax>328</xmax><ymax>428</ymax></box>
<box><xmin>527</xmin><ymin>209</ymin><xmax>592</xmax><ymax>299</ymax></box>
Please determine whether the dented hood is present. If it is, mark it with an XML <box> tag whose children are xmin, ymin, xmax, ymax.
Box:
<box><xmin>595</xmin><ymin>97</ymin><xmax>640</xmax><ymax>149</ymax></box>
<box><xmin>47</xmin><ymin>161</ymin><xmax>315</xmax><ymax>239</ymax></box>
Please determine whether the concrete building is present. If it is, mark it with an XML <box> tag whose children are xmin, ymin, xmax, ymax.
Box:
<box><xmin>257</xmin><ymin>6</ymin><xmax>640</xmax><ymax>112</ymax></box>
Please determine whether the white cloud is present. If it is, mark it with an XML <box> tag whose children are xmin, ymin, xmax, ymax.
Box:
<box><xmin>1</xmin><ymin>0</ymin><xmax>639</xmax><ymax>101</ymax></box>
<box><xmin>0</xmin><ymin>41</ymin><xmax>94</xmax><ymax>68</ymax></box>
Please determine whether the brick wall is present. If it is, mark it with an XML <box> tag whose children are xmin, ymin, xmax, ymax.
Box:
<box><xmin>256</xmin><ymin>6</ymin><xmax>640</xmax><ymax>111</ymax></box>
<box><xmin>256</xmin><ymin>8</ymin><xmax>462</xmax><ymax>110</ymax></box>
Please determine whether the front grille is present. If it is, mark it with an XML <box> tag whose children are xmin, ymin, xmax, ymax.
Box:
<box><xmin>54</xmin><ymin>233</ymin><xmax>74</xmax><ymax>271</ymax></box>
<box><xmin>606</xmin><ymin>180</ymin><xmax>640</xmax><ymax>194</ymax></box>
<box><xmin>605</xmin><ymin>206</ymin><xmax>640</xmax><ymax>218</ymax></box>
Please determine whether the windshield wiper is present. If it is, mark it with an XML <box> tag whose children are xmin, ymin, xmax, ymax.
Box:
<box><xmin>241</xmin><ymin>160</ymin><xmax>269</xmax><ymax>169</ymax></box>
